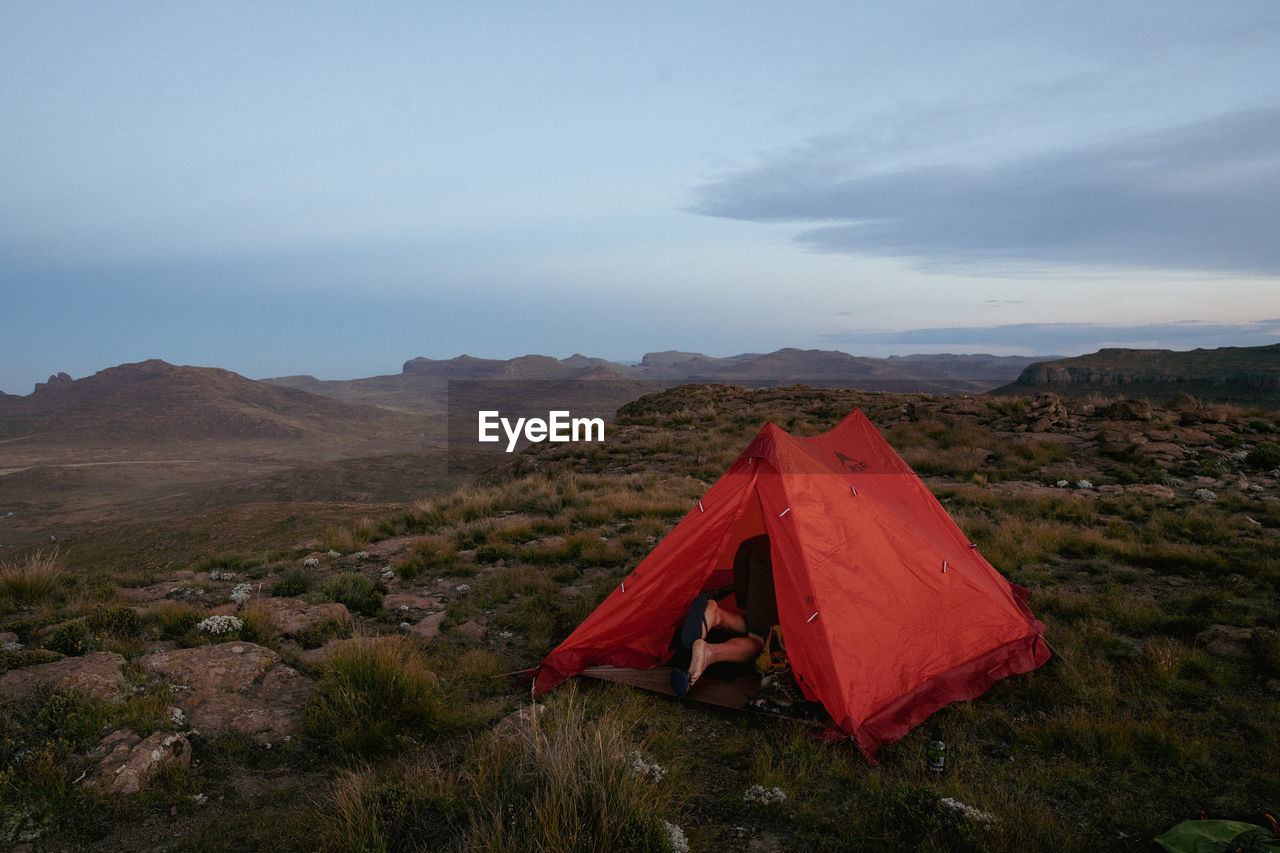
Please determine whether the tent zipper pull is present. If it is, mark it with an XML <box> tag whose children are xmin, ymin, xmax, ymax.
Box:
<box><xmin>942</xmin><ymin>561</ymin><xmax>948</xmax><ymax>573</ymax></box>
<box><xmin>807</xmin><ymin>611</ymin><xmax>818</xmax><ymax>623</ymax></box>
<box><xmin>779</xmin><ymin>507</ymin><xmax>791</xmax><ymax>518</ymax></box>
<box><xmin>698</xmin><ymin>500</ymin><xmax>704</xmax><ymax>512</ymax></box>
<box><xmin>851</xmin><ymin>486</ymin><xmax>858</xmax><ymax>496</ymax></box>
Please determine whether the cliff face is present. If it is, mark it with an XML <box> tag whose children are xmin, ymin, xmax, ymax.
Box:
<box><xmin>997</xmin><ymin>344</ymin><xmax>1280</xmax><ymax>402</ymax></box>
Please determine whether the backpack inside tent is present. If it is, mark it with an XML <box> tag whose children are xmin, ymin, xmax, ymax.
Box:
<box><xmin>533</xmin><ymin>408</ymin><xmax>1050</xmax><ymax>757</ymax></box>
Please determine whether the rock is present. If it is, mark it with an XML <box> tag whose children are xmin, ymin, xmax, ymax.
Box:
<box><xmin>1103</xmin><ymin>399</ymin><xmax>1154</xmax><ymax>421</ymax></box>
<box><xmin>138</xmin><ymin>643</ymin><xmax>312</xmax><ymax>744</ymax></box>
<box><xmin>1166</xmin><ymin>393</ymin><xmax>1202</xmax><ymax>413</ymax></box>
<box><xmin>492</xmin><ymin>703</ymin><xmax>546</xmax><ymax>741</ymax></box>
<box><xmin>256</xmin><ymin>598</ymin><xmax>351</xmax><ymax>636</ymax></box>
<box><xmin>1023</xmin><ymin>393</ymin><xmax>1071</xmax><ymax>432</ymax></box>
<box><xmin>1197</xmin><ymin>624</ymin><xmax>1252</xmax><ymax>660</ymax></box>
<box><xmin>453</xmin><ymin>621</ymin><xmax>486</xmax><ymax>642</ymax></box>
<box><xmin>0</xmin><ymin>651</ymin><xmax>126</xmax><ymax>702</ymax></box>
<box><xmin>383</xmin><ymin>593</ymin><xmax>443</xmax><ymax>612</ymax></box>
<box><xmin>1127</xmin><ymin>484</ymin><xmax>1177</xmax><ymax>500</ymax></box>
<box><xmin>1132</xmin><ymin>442</ymin><xmax>1184</xmax><ymax>462</ymax></box>
<box><xmin>86</xmin><ymin>730</ymin><xmax>192</xmax><ymax>796</ymax></box>
<box><xmin>0</xmin><ymin>631</ymin><xmax>19</xmax><ymax>646</ymax></box>
<box><xmin>403</xmin><ymin>611</ymin><xmax>447</xmax><ymax>640</ymax></box>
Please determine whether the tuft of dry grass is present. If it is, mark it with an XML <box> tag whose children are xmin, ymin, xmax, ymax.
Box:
<box><xmin>0</xmin><ymin>547</ymin><xmax>66</xmax><ymax>610</ymax></box>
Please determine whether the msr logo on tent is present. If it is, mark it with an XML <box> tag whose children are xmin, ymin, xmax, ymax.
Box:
<box><xmin>477</xmin><ymin>410</ymin><xmax>605</xmax><ymax>452</ymax></box>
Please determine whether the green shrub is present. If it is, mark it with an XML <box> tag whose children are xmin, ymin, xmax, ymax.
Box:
<box><xmin>271</xmin><ymin>565</ymin><xmax>313</xmax><ymax>597</ymax></box>
<box><xmin>1245</xmin><ymin>441</ymin><xmax>1280</xmax><ymax>470</ymax></box>
<box><xmin>294</xmin><ymin>616</ymin><xmax>352</xmax><ymax>651</ymax></box>
<box><xmin>156</xmin><ymin>601</ymin><xmax>203</xmax><ymax>640</ymax></box>
<box><xmin>43</xmin><ymin>621</ymin><xmax>91</xmax><ymax>657</ymax></box>
<box><xmin>85</xmin><ymin>604</ymin><xmax>142</xmax><ymax>638</ymax></box>
<box><xmin>321</xmin><ymin>572</ymin><xmax>385</xmax><ymax>617</ymax></box>
<box><xmin>305</xmin><ymin>636</ymin><xmax>450</xmax><ymax>755</ymax></box>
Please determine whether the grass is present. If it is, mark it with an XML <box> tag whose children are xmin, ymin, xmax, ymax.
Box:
<box><xmin>5</xmin><ymin>383</ymin><xmax>1280</xmax><ymax>851</ymax></box>
<box><xmin>304</xmin><ymin>634</ymin><xmax>457</xmax><ymax>756</ymax></box>
<box><xmin>0</xmin><ymin>548</ymin><xmax>66</xmax><ymax>611</ymax></box>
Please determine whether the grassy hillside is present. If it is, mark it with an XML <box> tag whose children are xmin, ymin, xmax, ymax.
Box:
<box><xmin>3</xmin><ymin>384</ymin><xmax>1279</xmax><ymax>851</ymax></box>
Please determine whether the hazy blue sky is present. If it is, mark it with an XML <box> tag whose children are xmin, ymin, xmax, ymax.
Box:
<box><xmin>3</xmin><ymin>1</ymin><xmax>1278</xmax><ymax>394</ymax></box>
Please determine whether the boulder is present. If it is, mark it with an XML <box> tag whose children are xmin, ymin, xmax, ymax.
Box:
<box><xmin>1102</xmin><ymin>399</ymin><xmax>1154</xmax><ymax>421</ymax></box>
<box><xmin>1197</xmin><ymin>625</ymin><xmax>1252</xmax><ymax>660</ymax></box>
<box><xmin>256</xmin><ymin>598</ymin><xmax>351</xmax><ymax>636</ymax></box>
<box><xmin>138</xmin><ymin>642</ymin><xmax>312</xmax><ymax>744</ymax></box>
<box><xmin>402</xmin><ymin>611</ymin><xmax>447</xmax><ymax>641</ymax></box>
<box><xmin>86</xmin><ymin>729</ymin><xmax>192</xmax><ymax>796</ymax></box>
<box><xmin>1023</xmin><ymin>393</ymin><xmax>1071</xmax><ymax>432</ymax></box>
<box><xmin>453</xmin><ymin>621</ymin><xmax>487</xmax><ymax>642</ymax></box>
<box><xmin>0</xmin><ymin>651</ymin><xmax>126</xmax><ymax>702</ymax></box>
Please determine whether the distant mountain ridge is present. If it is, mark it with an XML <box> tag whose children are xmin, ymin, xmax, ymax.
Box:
<box><xmin>266</xmin><ymin>348</ymin><xmax>1046</xmax><ymax>412</ymax></box>
<box><xmin>0</xmin><ymin>358</ymin><xmax>425</xmax><ymax>451</ymax></box>
<box><xmin>995</xmin><ymin>343</ymin><xmax>1280</xmax><ymax>404</ymax></box>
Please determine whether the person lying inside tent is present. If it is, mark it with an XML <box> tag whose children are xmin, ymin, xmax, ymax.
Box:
<box><xmin>671</xmin><ymin>533</ymin><xmax>777</xmax><ymax>697</ymax></box>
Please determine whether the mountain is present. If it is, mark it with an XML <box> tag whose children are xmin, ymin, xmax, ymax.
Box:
<box><xmin>994</xmin><ymin>343</ymin><xmax>1280</xmax><ymax>404</ymax></box>
<box><xmin>0</xmin><ymin>359</ymin><xmax>425</xmax><ymax>451</ymax></box>
<box><xmin>264</xmin><ymin>348</ymin><xmax>1045</xmax><ymax>412</ymax></box>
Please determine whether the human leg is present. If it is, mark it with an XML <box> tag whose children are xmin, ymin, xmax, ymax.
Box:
<box><xmin>680</xmin><ymin>596</ymin><xmax>747</xmax><ymax>648</ymax></box>
<box><xmin>688</xmin><ymin>634</ymin><xmax>763</xmax><ymax>687</ymax></box>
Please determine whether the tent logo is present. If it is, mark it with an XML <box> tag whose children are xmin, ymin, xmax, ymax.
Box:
<box><xmin>834</xmin><ymin>451</ymin><xmax>870</xmax><ymax>474</ymax></box>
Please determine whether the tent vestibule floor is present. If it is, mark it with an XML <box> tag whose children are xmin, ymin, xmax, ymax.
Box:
<box><xmin>578</xmin><ymin>664</ymin><xmax>833</xmax><ymax>729</ymax></box>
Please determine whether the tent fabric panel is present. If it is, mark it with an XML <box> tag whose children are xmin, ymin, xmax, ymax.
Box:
<box><xmin>534</xmin><ymin>461</ymin><xmax>760</xmax><ymax>695</ymax></box>
<box><xmin>851</xmin><ymin>632</ymin><xmax>1050</xmax><ymax>754</ymax></box>
<box><xmin>761</xmin><ymin>449</ymin><xmax>1047</xmax><ymax>738</ymax></box>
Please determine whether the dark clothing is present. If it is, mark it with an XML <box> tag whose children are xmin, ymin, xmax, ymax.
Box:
<box><xmin>733</xmin><ymin>534</ymin><xmax>778</xmax><ymax>640</ymax></box>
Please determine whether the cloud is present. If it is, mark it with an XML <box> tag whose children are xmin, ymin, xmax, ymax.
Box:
<box><xmin>819</xmin><ymin>320</ymin><xmax>1280</xmax><ymax>356</ymax></box>
<box><xmin>690</xmin><ymin>108</ymin><xmax>1280</xmax><ymax>276</ymax></box>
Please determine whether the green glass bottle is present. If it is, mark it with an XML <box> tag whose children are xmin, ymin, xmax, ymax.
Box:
<box><xmin>926</xmin><ymin>728</ymin><xmax>946</xmax><ymax>774</ymax></box>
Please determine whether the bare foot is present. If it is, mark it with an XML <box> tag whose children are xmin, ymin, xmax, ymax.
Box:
<box><xmin>688</xmin><ymin>638</ymin><xmax>711</xmax><ymax>686</ymax></box>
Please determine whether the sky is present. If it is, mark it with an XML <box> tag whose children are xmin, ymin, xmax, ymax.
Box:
<box><xmin>2</xmin><ymin>1</ymin><xmax>1279</xmax><ymax>395</ymax></box>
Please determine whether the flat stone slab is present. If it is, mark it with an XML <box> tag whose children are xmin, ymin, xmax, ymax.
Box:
<box><xmin>0</xmin><ymin>651</ymin><xmax>126</xmax><ymax>702</ymax></box>
<box><xmin>137</xmin><ymin>642</ymin><xmax>312</xmax><ymax>744</ymax></box>
<box><xmin>384</xmin><ymin>593</ymin><xmax>443</xmax><ymax>612</ymax></box>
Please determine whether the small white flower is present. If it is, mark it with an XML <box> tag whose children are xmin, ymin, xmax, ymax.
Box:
<box><xmin>229</xmin><ymin>582</ymin><xmax>253</xmax><ymax>604</ymax></box>
<box><xmin>1075</xmin><ymin>479</ymin><xmax>1094</xmax><ymax>490</ymax></box>
<box><xmin>630</xmin><ymin>751</ymin><xmax>665</xmax><ymax>782</ymax></box>
<box><xmin>940</xmin><ymin>797</ymin><xmax>996</xmax><ymax>826</ymax></box>
<box><xmin>196</xmin><ymin>615</ymin><xmax>243</xmax><ymax>635</ymax></box>
<box><xmin>170</xmin><ymin>706</ymin><xmax>186</xmax><ymax>727</ymax></box>
<box><xmin>663</xmin><ymin>821</ymin><xmax>689</xmax><ymax>853</ymax></box>
<box><xmin>302</xmin><ymin>557</ymin><xmax>320</xmax><ymax>567</ymax></box>
<box><xmin>1056</xmin><ymin>480</ymin><xmax>1069</xmax><ymax>488</ymax></box>
<box><xmin>744</xmin><ymin>784</ymin><xmax>787</xmax><ymax>805</ymax></box>
<box><xmin>1193</xmin><ymin>488</ymin><xmax>1218</xmax><ymax>501</ymax></box>
<box><xmin>455</xmin><ymin>583</ymin><xmax>470</xmax><ymax>593</ymax></box>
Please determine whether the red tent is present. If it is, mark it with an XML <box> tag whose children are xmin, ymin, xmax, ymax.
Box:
<box><xmin>534</xmin><ymin>409</ymin><xmax>1049</xmax><ymax>756</ymax></box>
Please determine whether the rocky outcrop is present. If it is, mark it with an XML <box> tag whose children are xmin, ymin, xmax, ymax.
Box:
<box><xmin>138</xmin><ymin>642</ymin><xmax>312</xmax><ymax>744</ymax></box>
<box><xmin>85</xmin><ymin>730</ymin><xmax>192</xmax><ymax>796</ymax></box>
<box><xmin>256</xmin><ymin>597</ymin><xmax>351</xmax><ymax>636</ymax></box>
<box><xmin>0</xmin><ymin>651</ymin><xmax>126</xmax><ymax>702</ymax></box>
